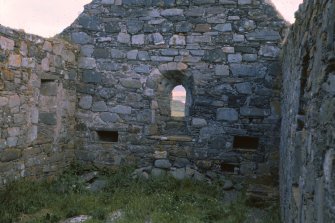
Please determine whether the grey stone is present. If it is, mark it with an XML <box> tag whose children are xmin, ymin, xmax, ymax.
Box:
<box><xmin>240</xmin><ymin>107</ymin><xmax>270</xmax><ymax>117</ymax></box>
<box><xmin>127</xmin><ymin>20</ymin><xmax>144</xmax><ymax>34</ymax></box>
<box><xmin>217</xmin><ymin>108</ymin><xmax>239</xmax><ymax>121</ymax></box>
<box><xmin>6</xmin><ymin>137</ymin><xmax>18</xmax><ymax>147</ymax></box>
<box><xmin>223</xmin><ymin>180</ymin><xmax>234</xmax><ymax>190</ymax></box>
<box><xmin>82</xmin><ymin>70</ymin><xmax>102</xmax><ymax>83</ymax></box>
<box><xmin>79</xmin><ymin>96</ymin><xmax>93</xmax><ymax>109</ymax></box>
<box><xmin>117</xmin><ymin>33</ymin><xmax>131</xmax><ymax>44</ymax></box>
<box><xmin>214</xmin><ymin>23</ymin><xmax>232</xmax><ymax>32</ymax></box>
<box><xmin>8</xmin><ymin>127</ymin><xmax>20</xmax><ymax>137</ymax></box>
<box><xmin>233</xmin><ymin>34</ymin><xmax>245</xmax><ymax>42</ymax></box>
<box><xmin>127</xmin><ymin>50</ymin><xmax>138</xmax><ymax>60</ymax></box>
<box><xmin>235</xmin><ymin>82</ymin><xmax>252</xmax><ymax>94</ymax></box>
<box><xmin>243</xmin><ymin>54</ymin><xmax>257</xmax><ymax>61</ymax></box>
<box><xmin>161</xmin><ymin>9</ymin><xmax>183</xmax><ymax>16</ymax></box>
<box><xmin>120</xmin><ymin>79</ymin><xmax>142</xmax><ymax>89</ymax></box>
<box><xmin>259</xmin><ymin>45</ymin><xmax>280</xmax><ymax>58</ymax></box>
<box><xmin>71</xmin><ymin>32</ymin><xmax>91</xmax><ymax>44</ymax></box>
<box><xmin>132</xmin><ymin>34</ymin><xmax>145</xmax><ymax>45</ymax></box>
<box><xmin>171</xmin><ymin>168</ymin><xmax>186</xmax><ymax>180</ymax></box>
<box><xmin>151</xmin><ymin>168</ymin><xmax>166</xmax><ymax>177</ymax></box>
<box><xmin>39</xmin><ymin>113</ymin><xmax>57</xmax><ymax>125</ymax></box>
<box><xmin>111</xmin><ymin>49</ymin><xmax>126</xmax><ymax>59</ymax></box>
<box><xmin>238</xmin><ymin>0</ymin><xmax>251</xmax><ymax>5</ymax></box>
<box><xmin>138</xmin><ymin>51</ymin><xmax>150</xmax><ymax>61</ymax></box>
<box><xmin>203</xmin><ymin>49</ymin><xmax>225</xmax><ymax>62</ymax></box>
<box><xmin>192</xmin><ymin>118</ymin><xmax>207</xmax><ymax>127</ymax></box>
<box><xmin>78</xmin><ymin>15</ymin><xmax>101</xmax><ymax>31</ymax></box>
<box><xmin>161</xmin><ymin>49</ymin><xmax>179</xmax><ymax>56</ymax></box>
<box><xmin>0</xmin><ymin>97</ymin><xmax>9</xmax><ymax>107</ymax></box>
<box><xmin>174</xmin><ymin>158</ymin><xmax>191</xmax><ymax>168</ymax></box>
<box><xmin>222</xmin><ymin>47</ymin><xmax>235</xmax><ymax>53</ymax></box>
<box><xmin>230</xmin><ymin>63</ymin><xmax>266</xmax><ymax>77</ymax></box>
<box><xmin>152</xmin><ymin>33</ymin><xmax>165</xmax><ymax>45</ymax></box>
<box><xmin>228</xmin><ymin>53</ymin><xmax>242</xmax><ymax>63</ymax></box>
<box><xmin>92</xmin><ymin>101</ymin><xmax>108</xmax><ymax>112</ymax></box>
<box><xmin>93</xmin><ymin>48</ymin><xmax>110</xmax><ymax>58</ymax></box>
<box><xmin>0</xmin><ymin>36</ymin><xmax>14</xmax><ymax>50</ymax></box>
<box><xmin>215</xmin><ymin>65</ymin><xmax>229</xmax><ymax>76</ymax></box>
<box><xmin>151</xmin><ymin>56</ymin><xmax>173</xmax><ymax>62</ymax></box>
<box><xmin>169</xmin><ymin>35</ymin><xmax>186</xmax><ymax>45</ymax></box>
<box><xmin>134</xmin><ymin>65</ymin><xmax>151</xmax><ymax>74</ymax></box>
<box><xmin>246</xmin><ymin>29</ymin><xmax>281</xmax><ymax>41</ymax></box>
<box><xmin>100</xmin><ymin>112</ymin><xmax>120</xmax><ymax>122</ymax></box>
<box><xmin>176</xmin><ymin>22</ymin><xmax>193</xmax><ymax>32</ymax></box>
<box><xmin>78</xmin><ymin>57</ymin><xmax>96</xmax><ymax>69</ymax></box>
<box><xmin>111</xmin><ymin>105</ymin><xmax>132</xmax><ymax>114</ymax></box>
<box><xmin>154</xmin><ymin>159</ymin><xmax>172</xmax><ymax>169</ymax></box>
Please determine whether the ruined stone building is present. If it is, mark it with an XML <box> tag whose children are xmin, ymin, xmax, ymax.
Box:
<box><xmin>0</xmin><ymin>0</ymin><xmax>334</xmax><ymax>222</ymax></box>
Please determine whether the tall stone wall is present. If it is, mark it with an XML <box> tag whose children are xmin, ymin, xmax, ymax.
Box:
<box><xmin>281</xmin><ymin>0</ymin><xmax>335</xmax><ymax>222</ymax></box>
<box><xmin>61</xmin><ymin>0</ymin><xmax>285</xmax><ymax>178</ymax></box>
<box><xmin>0</xmin><ymin>26</ymin><xmax>78</xmax><ymax>185</ymax></box>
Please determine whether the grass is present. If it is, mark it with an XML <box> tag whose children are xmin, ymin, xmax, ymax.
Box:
<box><xmin>0</xmin><ymin>166</ymin><xmax>280</xmax><ymax>223</ymax></box>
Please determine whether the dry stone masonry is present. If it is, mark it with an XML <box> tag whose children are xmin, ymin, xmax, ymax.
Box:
<box><xmin>61</xmin><ymin>0</ymin><xmax>286</xmax><ymax>179</ymax></box>
<box><xmin>281</xmin><ymin>0</ymin><xmax>335</xmax><ymax>222</ymax></box>
<box><xmin>0</xmin><ymin>0</ymin><xmax>334</xmax><ymax>222</ymax></box>
<box><xmin>0</xmin><ymin>26</ymin><xmax>78</xmax><ymax>185</ymax></box>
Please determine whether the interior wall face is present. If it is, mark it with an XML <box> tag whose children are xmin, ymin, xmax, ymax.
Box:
<box><xmin>281</xmin><ymin>0</ymin><xmax>335</xmax><ymax>222</ymax></box>
<box><xmin>61</xmin><ymin>0</ymin><xmax>285</xmax><ymax>175</ymax></box>
<box><xmin>0</xmin><ymin>26</ymin><xmax>78</xmax><ymax>185</ymax></box>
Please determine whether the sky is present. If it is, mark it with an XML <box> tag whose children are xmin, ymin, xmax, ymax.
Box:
<box><xmin>0</xmin><ymin>0</ymin><xmax>303</xmax><ymax>37</ymax></box>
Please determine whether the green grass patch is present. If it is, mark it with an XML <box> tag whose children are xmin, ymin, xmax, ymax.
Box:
<box><xmin>0</xmin><ymin>167</ymin><xmax>280</xmax><ymax>223</ymax></box>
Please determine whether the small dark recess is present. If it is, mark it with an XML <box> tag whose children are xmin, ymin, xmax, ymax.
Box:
<box><xmin>233</xmin><ymin>136</ymin><xmax>259</xmax><ymax>151</ymax></box>
<box><xmin>97</xmin><ymin>130</ymin><xmax>118</xmax><ymax>142</ymax></box>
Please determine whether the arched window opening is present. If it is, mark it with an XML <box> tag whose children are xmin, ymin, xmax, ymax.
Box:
<box><xmin>171</xmin><ymin>85</ymin><xmax>186</xmax><ymax>117</ymax></box>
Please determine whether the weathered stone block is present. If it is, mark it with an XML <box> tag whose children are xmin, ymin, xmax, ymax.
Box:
<box><xmin>161</xmin><ymin>9</ymin><xmax>183</xmax><ymax>16</ymax></box>
<box><xmin>230</xmin><ymin>63</ymin><xmax>266</xmax><ymax>77</ymax></box>
<box><xmin>246</xmin><ymin>29</ymin><xmax>281</xmax><ymax>41</ymax></box>
<box><xmin>0</xmin><ymin>149</ymin><xmax>21</xmax><ymax>162</ymax></box>
<box><xmin>259</xmin><ymin>45</ymin><xmax>280</xmax><ymax>58</ymax></box>
<box><xmin>0</xmin><ymin>97</ymin><xmax>8</xmax><ymax>107</ymax></box>
<box><xmin>79</xmin><ymin>96</ymin><xmax>93</xmax><ymax>109</ymax></box>
<box><xmin>9</xmin><ymin>94</ymin><xmax>20</xmax><ymax>108</ymax></box>
<box><xmin>240</xmin><ymin>107</ymin><xmax>270</xmax><ymax>117</ymax></box>
<box><xmin>82</xmin><ymin>70</ymin><xmax>102</xmax><ymax>83</ymax></box>
<box><xmin>0</xmin><ymin>36</ymin><xmax>15</xmax><ymax>50</ymax></box>
<box><xmin>155</xmin><ymin>159</ymin><xmax>172</xmax><ymax>169</ymax></box>
<box><xmin>100</xmin><ymin>112</ymin><xmax>120</xmax><ymax>123</ymax></box>
<box><xmin>217</xmin><ymin>108</ymin><xmax>238</xmax><ymax>121</ymax></box>
<box><xmin>71</xmin><ymin>32</ymin><xmax>91</xmax><ymax>44</ymax></box>
<box><xmin>117</xmin><ymin>33</ymin><xmax>131</xmax><ymax>44</ymax></box>
<box><xmin>120</xmin><ymin>79</ymin><xmax>142</xmax><ymax>89</ymax></box>
<box><xmin>39</xmin><ymin>112</ymin><xmax>57</xmax><ymax>125</ymax></box>
<box><xmin>132</xmin><ymin>34</ymin><xmax>145</xmax><ymax>45</ymax></box>
<box><xmin>111</xmin><ymin>105</ymin><xmax>132</xmax><ymax>114</ymax></box>
<box><xmin>78</xmin><ymin>57</ymin><xmax>96</xmax><ymax>69</ymax></box>
<box><xmin>169</xmin><ymin>35</ymin><xmax>186</xmax><ymax>45</ymax></box>
<box><xmin>192</xmin><ymin>118</ymin><xmax>207</xmax><ymax>127</ymax></box>
<box><xmin>92</xmin><ymin>101</ymin><xmax>108</xmax><ymax>112</ymax></box>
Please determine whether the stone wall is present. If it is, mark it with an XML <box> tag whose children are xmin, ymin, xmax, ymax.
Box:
<box><xmin>61</xmin><ymin>0</ymin><xmax>286</xmax><ymax>178</ymax></box>
<box><xmin>281</xmin><ymin>0</ymin><xmax>335</xmax><ymax>222</ymax></box>
<box><xmin>0</xmin><ymin>25</ymin><xmax>78</xmax><ymax>185</ymax></box>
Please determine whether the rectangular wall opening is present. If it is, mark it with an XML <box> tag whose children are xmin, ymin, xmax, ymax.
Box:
<box><xmin>221</xmin><ymin>163</ymin><xmax>239</xmax><ymax>174</ymax></box>
<box><xmin>97</xmin><ymin>130</ymin><xmax>118</xmax><ymax>142</ymax></box>
<box><xmin>233</xmin><ymin>136</ymin><xmax>259</xmax><ymax>151</ymax></box>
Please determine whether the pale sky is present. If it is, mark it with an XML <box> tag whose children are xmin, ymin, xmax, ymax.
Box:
<box><xmin>0</xmin><ymin>0</ymin><xmax>303</xmax><ymax>38</ymax></box>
